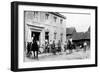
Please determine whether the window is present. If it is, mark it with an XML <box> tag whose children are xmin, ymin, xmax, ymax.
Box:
<box><xmin>60</xmin><ymin>19</ymin><xmax>63</xmax><ymax>24</ymax></box>
<box><xmin>60</xmin><ymin>33</ymin><xmax>63</xmax><ymax>42</ymax></box>
<box><xmin>34</xmin><ymin>11</ymin><xmax>38</xmax><ymax>18</ymax></box>
<box><xmin>45</xmin><ymin>32</ymin><xmax>49</xmax><ymax>41</ymax></box>
<box><xmin>33</xmin><ymin>11</ymin><xmax>38</xmax><ymax>21</ymax></box>
<box><xmin>54</xmin><ymin>16</ymin><xmax>57</xmax><ymax>22</ymax></box>
<box><xmin>54</xmin><ymin>32</ymin><xmax>57</xmax><ymax>39</ymax></box>
<box><xmin>45</xmin><ymin>13</ymin><xmax>49</xmax><ymax>20</ymax></box>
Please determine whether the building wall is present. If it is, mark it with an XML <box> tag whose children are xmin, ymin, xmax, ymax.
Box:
<box><xmin>25</xmin><ymin>11</ymin><xmax>66</xmax><ymax>49</ymax></box>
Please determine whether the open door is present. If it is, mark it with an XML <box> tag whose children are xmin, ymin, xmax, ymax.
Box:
<box><xmin>31</xmin><ymin>31</ymin><xmax>40</xmax><ymax>41</ymax></box>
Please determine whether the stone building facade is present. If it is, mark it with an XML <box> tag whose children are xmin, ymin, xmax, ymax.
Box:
<box><xmin>25</xmin><ymin>11</ymin><xmax>66</xmax><ymax>49</ymax></box>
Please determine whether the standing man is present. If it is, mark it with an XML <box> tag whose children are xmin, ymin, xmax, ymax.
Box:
<box><xmin>57</xmin><ymin>40</ymin><xmax>61</xmax><ymax>54</ymax></box>
<box><xmin>67</xmin><ymin>37</ymin><xmax>73</xmax><ymax>54</ymax></box>
<box><xmin>51</xmin><ymin>40</ymin><xmax>56</xmax><ymax>55</ymax></box>
<box><xmin>64</xmin><ymin>41</ymin><xmax>67</xmax><ymax>52</ymax></box>
<box><xmin>45</xmin><ymin>39</ymin><xmax>48</xmax><ymax>53</ymax></box>
<box><xmin>49</xmin><ymin>40</ymin><xmax>52</xmax><ymax>53</ymax></box>
<box><xmin>83</xmin><ymin>41</ymin><xmax>87</xmax><ymax>52</ymax></box>
<box><xmin>31</xmin><ymin>34</ymin><xmax>39</xmax><ymax>59</ymax></box>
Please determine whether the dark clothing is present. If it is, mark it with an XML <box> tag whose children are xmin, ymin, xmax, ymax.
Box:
<box><xmin>26</xmin><ymin>42</ymin><xmax>32</xmax><ymax>55</ymax></box>
<box><xmin>31</xmin><ymin>41</ymin><xmax>39</xmax><ymax>51</ymax></box>
<box><xmin>58</xmin><ymin>47</ymin><xmax>61</xmax><ymax>52</ymax></box>
<box><xmin>51</xmin><ymin>43</ymin><xmax>56</xmax><ymax>55</ymax></box>
<box><xmin>57</xmin><ymin>42</ymin><xmax>61</xmax><ymax>52</ymax></box>
<box><xmin>51</xmin><ymin>43</ymin><xmax>55</xmax><ymax>49</ymax></box>
<box><xmin>31</xmin><ymin>39</ymin><xmax>39</xmax><ymax>59</ymax></box>
<box><xmin>64</xmin><ymin>44</ymin><xmax>67</xmax><ymax>52</ymax></box>
<box><xmin>33</xmin><ymin>51</ymin><xmax>38</xmax><ymax>59</ymax></box>
<box><xmin>45</xmin><ymin>43</ymin><xmax>48</xmax><ymax>53</ymax></box>
<box><xmin>67</xmin><ymin>40</ymin><xmax>71</xmax><ymax>50</ymax></box>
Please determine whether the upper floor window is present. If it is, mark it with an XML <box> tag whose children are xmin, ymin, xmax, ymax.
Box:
<box><xmin>45</xmin><ymin>13</ymin><xmax>49</xmax><ymax>20</ymax></box>
<box><xmin>60</xmin><ymin>19</ymin><xmax>63</xmax><ymax>24</ymax></box>
<box><xmin>54</xmin><ymin>32</ymin><xmax>57</xmax><ymax>40</ymax></box>
<box><xmin>54</xmin><ymin>16</ymin><xmax>57</xmax><ymax>22</ymax></box>
<box><xmin>60</xmin><ymin>33</ymin><xmax>63</xmax><ymax>42</ymax></box>
<box><xmin>34</xmin><ymin>11</ymin><xmax>38</xmax><ymax>18</ymax></box>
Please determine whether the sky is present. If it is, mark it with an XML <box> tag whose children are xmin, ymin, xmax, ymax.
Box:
<box><xmin>60</xmin><ymin>13</ymin><xmax>91</xmax><ymax>32</ymax></box>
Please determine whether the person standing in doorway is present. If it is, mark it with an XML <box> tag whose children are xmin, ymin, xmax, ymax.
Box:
<box><xmin>31</xmin><ymin>33</ymin><xmax>39</xmax><ymax>59</ymax></box>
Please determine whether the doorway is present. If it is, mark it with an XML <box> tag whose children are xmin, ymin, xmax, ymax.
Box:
<box><xmin>45</xmin><ymin>32</ymin><xmax>49</xmax><ymax>42</ymax></box>
<box><xmin>31</xmin><ymin>31</ymin><xmax>40</xmax><ymax>41</ymax></box>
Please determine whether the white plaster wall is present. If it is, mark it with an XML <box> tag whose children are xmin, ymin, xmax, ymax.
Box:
<box><xmin>25</xmin><ymin>11</ymin><xmax>66</xmax><ymax>45</ymax></box>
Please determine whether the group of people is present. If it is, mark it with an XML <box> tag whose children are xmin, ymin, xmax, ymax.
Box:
<box><xmin>44</xmin><ymin>40</ymin><xmax>62</xmax><ymax>55</ymax></box>
<box><xmin>26</xmin><ymin>34</ymin><xmax>88</xmax><ymax>60</ymax></box>
<box><xmin>26</xmin><ymin>34</ymin><xmax>62</xmax><ymax>59</ymax></box>
<box><xmin>26</xmin><ymin>34</ymin><xmax>39</xmax><ymax>59</ymax></box>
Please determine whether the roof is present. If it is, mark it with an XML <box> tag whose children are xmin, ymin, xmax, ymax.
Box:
<box><xmin>83</xmin><ymin>31</ymin><xmax>90</xmax><ymax>39</ymax></box>
<box><xmin>66</xmin><ymin>27</ymin><xmax>90</xmax><ymax>40</ymax></box>
<box><xmin>66</xmin><ymin>27</ymin><xmax>76</xmax><ymax>35</ymax></box>
<box><xmin>72</xmin><ymin>32</ymin><xmax>90</xmax><ymax>40</ymax></box>
<box><xmin>88</xmin><ymin>26</ymin><xmax>90</xmax><ymax>32</ymax></box>
<box><xmin>72</xmin><ymin>32</ymin><xmax>84</xmax><ymax>40</ymax></box>
<box><xmin>83</xmin><ymin>27</ymin><xmax>90</xmax><ymax>40</ymax></box>
<box><xmin>49</xmin><ymin>12</ymin><xmax>66</xmax><ymax>19</ymax></box>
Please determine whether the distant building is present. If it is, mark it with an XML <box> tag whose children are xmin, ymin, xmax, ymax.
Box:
<box><xmin>66</xmin><ymin>27</ymin><xmax>76</xmax><ymax>40</ymax></box>
<box><xmin>83</xmin><ymin>27</ymin><xmax>90</xmax><ymax>46</ymax></box>
<box><xmin>25</xmin><ymin>11</ymin><xmax>66</xmax><ymax>48</ymax></box>
<box><xmin>66</xmin><ymin>27</ymin><xmax>90</xmax><ymax>46</ymax></box>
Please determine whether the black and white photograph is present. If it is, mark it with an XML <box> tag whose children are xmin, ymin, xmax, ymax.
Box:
<box><xmin>24</xmin><ymin>11</ymin><xmax>91</xmax><ymax>62</ymax></box>
<box><xmin>11</xmin><ymin>1</ymin><xmax>97</xmax><ymax>71</ymax></box>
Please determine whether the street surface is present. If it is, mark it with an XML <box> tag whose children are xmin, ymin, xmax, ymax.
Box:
<box><xmin>24</xmin><ymin>49</ymin><xmax>90</xmax><ymax>62</ymax></box>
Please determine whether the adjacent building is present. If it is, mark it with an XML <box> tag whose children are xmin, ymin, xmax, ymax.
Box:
<box><xmin>66</xmin><ymin>27</ymin><xmax>90</xmax><ymax>46</ymax></box>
